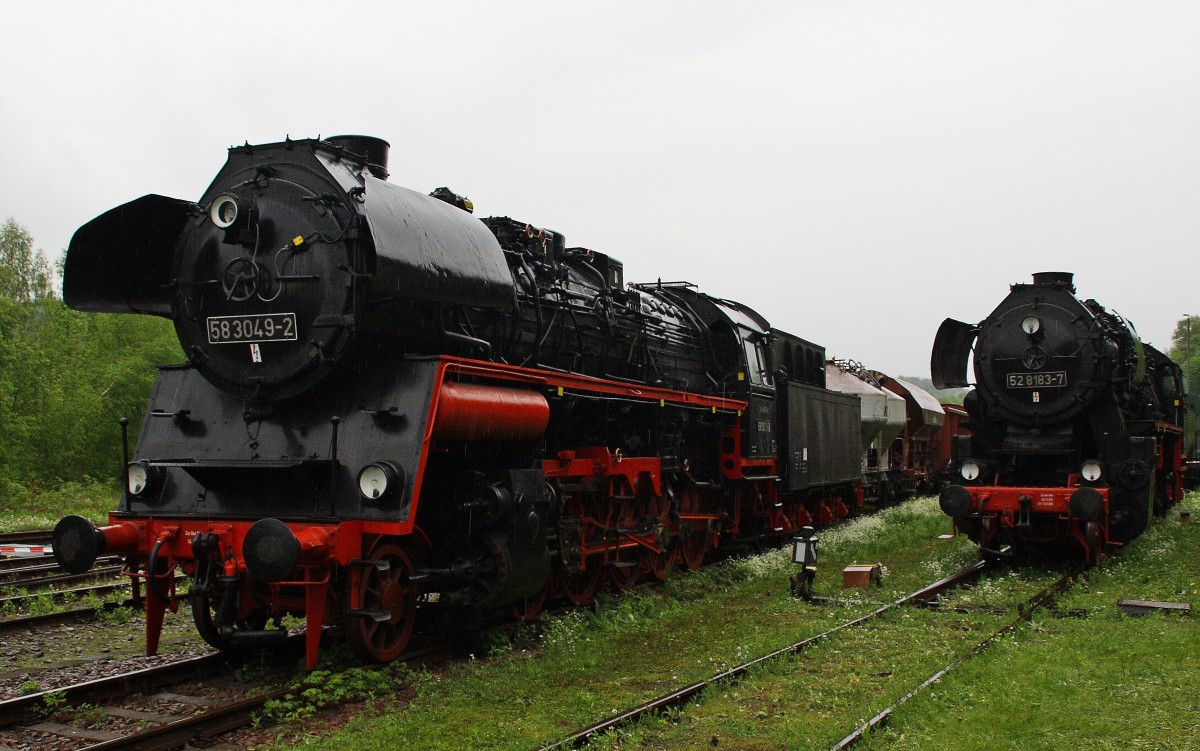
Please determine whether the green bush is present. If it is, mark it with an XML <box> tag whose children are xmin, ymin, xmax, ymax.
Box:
<box><xmin>0</xmin><ymin>218</ymin><xmax>181</xmax><ymax>523</ymax></box>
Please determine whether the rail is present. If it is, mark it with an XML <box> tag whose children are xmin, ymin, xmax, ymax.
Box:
<box><xmin>829</xmin><ymin>568</ymin><xmax>1079</xmax><ymax>749</ymax></box>
<box><xmin>536</xmin><ymin>560</ymin><xmax>990</xmax><ymax>750</ymax></box>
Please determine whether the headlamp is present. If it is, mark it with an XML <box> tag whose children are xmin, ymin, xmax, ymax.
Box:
<box><xmin>960</xmin><ymin>460</ymin><xmax>981</xmax><ymax>481</ymax></box>
<box><xmin>1080</xmin><ymin>460</ymin><xmax>1103</xmax><ymax>482</ymax></box>
<box><xmin>127</xmin><ymin>461</ymin><xmax>162</xmax><ymax>497</ymax></box>
<box><xmin>209</xmin><ymin>194</ymin><xmax>239</xmax><ymax>229</ymax></box>
<box><xmin>358</xmin><ymin>462</ymin><xmax>403</xmax><ymax>501</ymax></box>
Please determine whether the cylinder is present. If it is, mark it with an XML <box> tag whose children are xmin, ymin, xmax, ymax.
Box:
<box><xmin>433</xmin><ymin>382</ymin><xmax>550</xmax><ymax>441</ymax></box>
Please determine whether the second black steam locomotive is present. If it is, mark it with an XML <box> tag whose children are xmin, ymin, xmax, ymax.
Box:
<box><xmin>52</xmin><ymin>136</ymin><xmax>868</xmax><ymax>669</ymax></box>
<box><xmin>932</xmin><ymin>272</ymin><xmax>1185</xmax><ymax>564</ymax></box>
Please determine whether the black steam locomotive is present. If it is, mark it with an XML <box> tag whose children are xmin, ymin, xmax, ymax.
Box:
<box><xmin>931</xmin><ymin>272</ymin><xmax>1185</xmax><ymax>564</ymax></box>
<box><xmin>52</xmin><ymin>136</ymin><xmax>864</xmax><ymax>668</ymax></box>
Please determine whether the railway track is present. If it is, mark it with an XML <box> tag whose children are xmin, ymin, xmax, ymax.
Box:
<box><xmin>0</xmin><ymin>551</ymin><xmax>178</xmax><ymax>609</ymax></box>
<box><xmin>0</xmin><ymin>530</ymin><xmax>125</xmax><ymax>612</ymax></box>
<box><xmin>0</xmin><ymin>529</ymin><xmax>52</xmax><ymax>548</ymax></box>
<box><xmin>0</xmin><ymin>578</ymin><xmax>143</xmax><ymax>611</ymax></box>
<box><xmin>0</xmin><ymin>555</ymin><xmax>134</xmax><ymax>633</ymax></box>
<box><xmin>0</xmin><ymin>648</ymin><xmax>287</xmax><ymax>750</ymax></box>
<box><xmin>0</xmin><ymin>638</ymin><xmax>444</xmax><ymax>751</ymax></box>
<box><xmin>829</xmin><ymin>568</ymin><xmax>1079</xmax><ymax>749</ymax></box>
<box><xmin>0</xmin><ymin>552</ymin><xmax>161</xmax><ymax>635</ymax></box>
<box><xmin>1</xmin><ymin>563</ymin><xmax>125</xmax><ymax>592</ymax></box>
<box><xmin>0</xmin><ymin>527</ymin><xmax>1079</xmax><ymax>749</ymax></box>
<box><xmin>536</xmin><ymin>560</ymin><xmax>1081</xmax><ymax>751</ymax></box>
<box><xmin>536</xmin><ymin>559</ymin><xmax>992</xmax><ymax>751</ymax></box>
<box><xmin>0</xmin><ymin>552</ymin><xmax>72</xmax><ymax>573</ymax></box>
<box><xmin>0</xmin><ymin>600</ymin><xmax>135</xmax><ymax>632</ymax></box>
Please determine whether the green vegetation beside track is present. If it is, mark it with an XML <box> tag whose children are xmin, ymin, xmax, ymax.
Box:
<box><xmin>262</xmin><ymin>499</ymin><xmax>991</xmax><ymax>750</ymax></box>
<box><xmin>858</xmin><ymin>491</ymin><xmax>1200</xmax><ymax>751</ymax></box>
<box><xmin>265</xmin><ymin>493</ymin><xmax>1199</xmax><ymax>751</ymax></box>
<box><xmin>0</xmin><ymin>480</ymin><xmax>118</xmax><ymax>533</ymax></box>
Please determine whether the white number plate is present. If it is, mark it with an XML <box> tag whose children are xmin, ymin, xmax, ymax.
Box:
<box><xmin>206</xmin><ymin>313</ymin><xmax>298</xmax><ymax>344</ymax></box>
<box><xmin>1006</xmin><ymin>371</ymin><xmax>1066</xmax><ymax>388</ymax></box>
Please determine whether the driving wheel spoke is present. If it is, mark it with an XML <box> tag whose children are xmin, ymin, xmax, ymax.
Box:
<box><xmin>345</xmin><ymin>543</ymin><xmax>417</xmax><ymax>662</ymax></box>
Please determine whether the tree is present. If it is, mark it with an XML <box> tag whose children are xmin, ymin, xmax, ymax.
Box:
<box><xmin>1168</xmin><ymin>314</ymin><xmax>1200</xmax><ymax>454</ymax></box>
<box><xmin>0</xmin><ymin>219</ymin><xmax>181</xmax><ymax>501</ymax></box>
<box><xmin>1170</xmin><ymin>315</ymin><xmax>1199</xmax><ymax>392</ymax></box>
<box><xmin>0</xmin><ymin>218</ymin><xmax>53</xmax><ymax>302</ymax></box>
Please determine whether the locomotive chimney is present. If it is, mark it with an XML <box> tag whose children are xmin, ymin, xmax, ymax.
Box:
<box><xmin>1032</xmin><ymin>271</ymin><xmax>1075</xmax><ymax>292</ymax></box>
<box><xmin>326</xmin><ymin>135</ymin><xmax>390</xmax><ymax>180</ymax></box>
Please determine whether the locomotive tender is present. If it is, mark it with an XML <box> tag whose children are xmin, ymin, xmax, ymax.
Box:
<box><xmin>931</xmin><ymin>272</ymin><xmax>1185</xmax><ymax>564</ymax></box>
<box><xmin>52</xmin><ymin>136</ymin><xmax>866</xmax><ymax>668</ymax></box>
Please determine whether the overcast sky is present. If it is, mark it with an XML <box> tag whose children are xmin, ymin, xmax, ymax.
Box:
<box><xmin>3</xmin><ymin>0</ymin><xmax>1197</xmax><ymax>377</ymax></box>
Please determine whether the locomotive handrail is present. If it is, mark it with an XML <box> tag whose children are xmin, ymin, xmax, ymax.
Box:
<box><xmin>441</xmin><ymin>356</ymin><xmax>748</xmax><ymax>413</ymax></box>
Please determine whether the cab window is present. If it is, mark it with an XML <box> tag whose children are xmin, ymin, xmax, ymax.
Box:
<box><xmin>742</xmin><ymin>337</ymin><xmax>774</xmax><ymax>388</ymax></box>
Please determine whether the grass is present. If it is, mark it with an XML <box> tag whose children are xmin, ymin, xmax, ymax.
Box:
<box><xmin>582</xmin><ymin>607</ymin><xmax>1010</xmax><ymax>750</ymax></box>
<box><xmin>575</xmin><ymin>540</ymin><xmax>1069</xmax><ymax>749</ymax></box>
<box><xmin>256</xmin><ymin>492</ymin><xmax>1200</xmax><ymax>751</ymax></box>
<box><xmin>0</xmin><ymin>588</ymin><xmax>59</xmax><ymax>617</ymax></box>
<box><xmin>0</xmin><ymin>479</ymin><xmax>117</xmax><ymax>532</ymax></box>
<box><xmin>262</xmin><ymin>658</ymin><xmax>414</xmax><ymax>724</ymax></box>
<box><xmin>6</xmin><ymin>486</ymin><xmax>1193</xmax><ymax>748</ymax></box>
<box><xmin>609</xmin><ymin>493</ymin><xmax>1200</xmax><ymax>750</ymax></box>
<box><xmin>856</xmin><ymin>491</ymin><xmax>1200</xmax><ymax>751</ymax></box>
<box><xmin>261</xmin><ymin>498</ymin><xmax>984</xmax><ymax>751</ymax></box>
